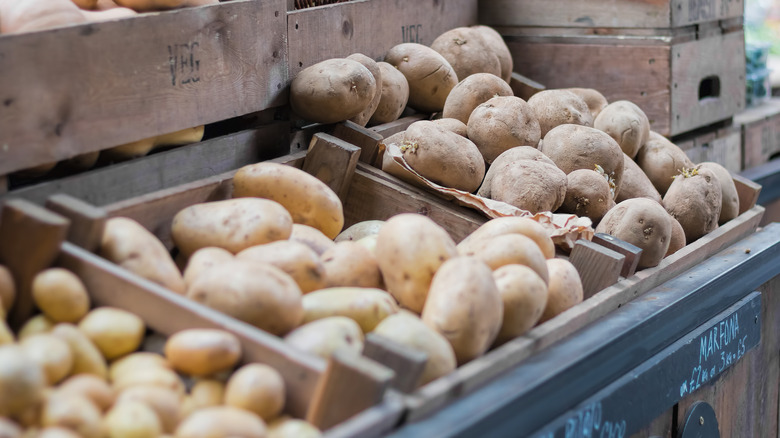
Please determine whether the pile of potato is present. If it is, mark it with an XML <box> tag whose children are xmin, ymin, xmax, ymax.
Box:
<box><xmin>0</xmin><ymin>266</ymin><xmax>321</xmax><ymax>438</ymax></box>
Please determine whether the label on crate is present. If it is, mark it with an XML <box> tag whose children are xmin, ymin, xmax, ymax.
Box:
<box><xmin>401</xmin><ymin>24</ymin><xmax>423</xmax><ymax>44</ymax></box>
<box><xmin>531</xmin><ymin>292</ymin><xmax>761</xmax><ymax>438</ymax></box>
<box><xmin>168</xmin><ymin>42</ymin><xmax>201</xmax><ymax>87</ymax></box>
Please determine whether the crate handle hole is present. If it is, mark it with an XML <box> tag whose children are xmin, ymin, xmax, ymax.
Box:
<box><xmin>699</xmin><ymin>76</ymin><xmax>721</xmax><ymax>101</ymax></box>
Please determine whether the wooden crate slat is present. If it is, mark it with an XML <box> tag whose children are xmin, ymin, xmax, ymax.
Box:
<box><xmin>0</xmin><ymin>0</ymin><xmax>288</xmax><ymax>175</ymax></box>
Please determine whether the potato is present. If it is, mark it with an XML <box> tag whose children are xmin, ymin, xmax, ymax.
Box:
<box><xmin>635</xmin><ymin>131</ymin><xmax>694</xmax><ymax>195</ymax></box>
<box><xmin>539</xmin><ymin>259</ymin><xmax>583</xmax><ymax>323</ymax></box>
<box><xmin>368</xmin><ymin>62</ymin><xmax>410</xmax><ymax>125</ymax></box>
<box><xmin>528</xmin><ymin>90</ymin><xmax>593</xmax><ymax>137</ymax></box>
<box><xmin>0</xmin><ymin>321</ymin><xmax>12</xmax><ymax>346</ymax></box>
<box><xmin>0</xmin><ymin>345</ymin><xmax>46</xmax><ymax>418</ymax></box>
<box><xmin>666</xmin><ymin>215</ymin><xmax>686</xmax><ymax>257</ymax></box>
<box><xmin>78</xmin><ymin>307</ymin><xmax>144</xmax><ymax>360</ymax></box>
<box><xmin>104</xmin><ymin>400</ymin><xmax>162</xmax><ymax>438</ymax></box>
<box><xmin>109</xmin><ymin>352</ymin><xmax>171</xmax><ymax>382</ymax></box>
<box><xmin>21</xmin><ymin>334</ymin><xmax>73</xmax><ymax>385</ymax></box>
<box><xmin>594</xmin><ymin>100</ymin><xmax>650</xmax><ymax>159</ymax></box>
<box><xmin>459</xmin><ymin>234</ymin><xmax>549</xmax><ymax>284</ymax></box>
<box><xmin>486</xmin><ymin>160</ymin><xmax>568</xmax><ymax>214</ymax></box>
<box><xmin>31</xmin><ymin>268</ymin><xmax>90</xmax><ymax>323</ymax></box>
<box><xmin>421</xmin><ymin>257</ymin><xmax>502</xmax><ymax>364</ymax></box>
<box><xmin>0</xmin><ymin>418</ymin><xmax>20</xmax><ymax>438</ymax></box>
<box><xmin>116</xmin><ymin>386</ymin><xmax>181</xmax><ymax>433</ymax></box>
<box><xmin>356</xmin><ymin>234</ymin><xmax>379</xmax><ymax>255</ymax></box>
<box><xmin>432</xmin><ymin>118</ymin><xmax>469</xmax><ymax>137</ymax></box>
<box><xmin>233</xmin><ymin>162</ymin><xmax>344</xmax><ymax>239</ymax></box>
<box><xmin>171</xmin><ymin>198</ymin><xmax>293</xmax><ymax>258</ymax></box>
<box><xmin>442</xmin><ymin>73</ymin><xmax>513</xmax><ymax>125</ymax></box>
<box><xmin>596</xmin><ymin>198</ymin><xmax>673</xmax><ymax>268</ymax></box>
<box><xmin>18</xmin><ymin>314</ymin><xmax>55</xmax><ymax>340</ymax></box>
<box><xmin>289</xmin><ymin>224</ymin><xmax>336</xmax><ymax>256</ymax></box>
<box><xmin>492</xmin><ymin>264</ymin><xmax>548</xmax><ymax>345</ymax></box>
<box><xmin>100</xmin><ymin>217</ymin><xmax>186</xmax><ymax>294</ymax></box>
<box><xmin>224</xmin><ymin>364</ymin><xmax>285</xmax><ymax>422</ymax></box>
<box><xmin>164</xmin><ymin>329</ymin><xmax>241</xmax><ymax>377</ymax></box>
<box><xmin>384</xmin><ymin>43</ymin><xmax>458</xmax><ymax>113</ymax></box>
<box><xmin>457</xmin><ymin>216</ymin><xmax>555</xmax><ymax>259</ymax></box>
<box><xmin>320</xmin><ymin>242</ymin><xmax>383</xmax><ymax>289</ymax></box>
<box><xmin>476</xmin><ymin>146</ymin><xmax>556</xmax><ymax>199</ymax></box>
<box><xmin>401</xmin><ymin>120</ymin><xmax>485</xmax><ymax>192</ymax></box>
<box><xmin>558</xmin><ymin>169</ymin><xmax>615</xmax><ymax>223</ymax></box>
<box><xmin>346</xmin><ymin>53</ymin><xmax>383</xmax><ymax>126</ymax></box>
<box><xmin>56</xmin><ymin>375</ymin><xmax>115</xmax><ymax>412</ymax></box>
<box><xmin>372</xmin><ymin>311</ymin><xmax>456</xmax><ymax>386</ymax></box>
<box><xmin>616</xmin><ymin>153</ymin><xmax>662</xmax><ymax>203</ymax></box>
<box><xmin>190</xmin><ymin>380</ymin><xmax>225</xmax><ymax>409</ymax></box>
<box><xmin>290</xmin><ymin>58</ymin><xmax>376</xmax><ymax>123</ymax></box>
<box><xmin>112</xmin><ymin>367</ymin><xmax>185</xmax><ymax>397</ymax></box>
<box><xmin>697</xmin><ymin>162</ymin><xmax>739</xmax><ymax>224</ymax></box>
<box><xmin>302</xmin><ymin>287</ymin><xmax>398</xmax><ymax>333</ymax></box>
<box><xmin>174</xmin><ymin>406</ymin><xmax>267</xmax><ymax>438</ymax></box>
<box><xmin>471</xmin><ymin>25</ymin><xmax>513</xmax><ymax>82</ymax></box>
<box><xmin>431</xmin><ymin>27</ymin><xmax>501</xmax><ymax>81</ymax></box>
<box><xmin>50</xmin><ymin>324</ymin><xmax>107</xmax><ymax>379</ymax></box>
<box><xmin>563</xmin><ymin>88</ymin><xmax>608</xmax><ymax>119</ymax></box>
<box><xmin>267</xmin><ymin>416</ymin><xmax>321</xmax><ymax>438</ymax></box>
<box><xmin>663</xmin><ymin>168</ymin><xmax>722</xmax><ymax>243</ymax></box>
<box><xmin>183</xmin><ymin>247</ymin><xmax>233</xmax><ymax>287</ymax></box>
<box><xmin>539</xmin><ymin>124</ymin><xmax>625</xmax><ymax>197</ymax></box>
<box><xmin>40</xmin><ymin>393</ymin><xmax>102</xmax><ymax>438</ymax></box>
<box><xmin>284</xmin><ymin>317</ymin><xmax>363</xmax><ymax>360</ymax></box>
<box><xmin>36</xmin><ymin>428</ymin><xmax>80</xmax><ymax>438</ymax></box>
<box><xmin>187</xmin><ymin>260</ymin><xmax>303</xmax><ymax>336</ymax></box>
<box><xmin>467</xmin><ymin>96</ymin><xmax>541</xmax><ymax>164</ymax></box>
<box><xmin>0</xmin><ymin>265</ymin><xmax>15</xmax><ymax>314</ymax></box>
<box><xmin>334</xmin><ymin>220</ymin><xmax>384</xmax><ymax>243</ymax></box>
<box><xmin>375</xmin><ymin>214</ymin><xmax>457</xmax><ymax>313</ymax></box>
<box><xmin>237</xmin><ymin>241</ymin><xmax>325</xmax><ymax>294</ymax></box>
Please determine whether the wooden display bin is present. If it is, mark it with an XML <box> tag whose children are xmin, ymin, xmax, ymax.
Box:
<box><xmin>672</xmin><ymin>122</ymin><xmax>743</xmax><ymax>174</ymax></box>
<box><xmin>734</xmin><ymin>98</ymin><xmax>780</xmax><ymax>170</ymax></box>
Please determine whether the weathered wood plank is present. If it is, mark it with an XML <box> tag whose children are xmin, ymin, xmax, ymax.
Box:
<box><xmin>303</xmin><ymin>133</ymin><xmax>361</xmax><ymax>203</ymax></box>
<box><xmin>735</xmin><ymin>99</ymin><xmax>780</xmax><ymax>169</ymax></box>
<box><xmin>332</xmin><ymin>121</ymin><xmax>383</xmax><ymax>166</ymax></box>
<box><xmin>509</xmin><ymin>72</ymin><xmax>546</xmax><ymax>101</ymax></box>
<box><xmin>369</xmin><ymin>114</ymin><xmax>427</xmax><ymax>139</ymax></box>
<box><xmin>591</xmin><ymin>233</ymin><xmax>643</xmax><ymax>278</ymax></box>
<box><xmin>629</xmin><ymin>409</ymin><xmax>673</xmax><ymax>438</ymax></box>
<box><xmin>45</xmin><ymin>194</ymin><xmax>107</xmax><ymax>253</ymax></box>
<box><xmin>364</xmin><ymin>333</ymin><xmax>428</xmax><ymax>394</ymax></box>
<box><xmin>569</xmin><ymin>240</ymin><xmax>625</xmax><ymax>299</ymax></box>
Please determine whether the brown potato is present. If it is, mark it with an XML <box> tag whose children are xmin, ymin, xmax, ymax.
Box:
<box><xmin>21</xmin><ymin>334</ymin><xmax>73</xmax><ymax>385</ymax></box>
<box><xmin>492</xmin><ymin>264</ymin><xmax>548</xmax><ymax>345</ymax></box>
<box><xmin>237</xmin><ymin>241</ymin><xmax>325</xmax><ymax>294</ymax></box>
<box><xmin>666</xmin><ymin>215</ymin><xmax>686</xmax><ymax>257</ymax></box>
<box><xmin>563</xmin><ymin>88</ymin><xmax>608</xmax><ymax>119</ymax></box>
<box><xmin>174</xmin><ymin>406</ymin><xmax>267</xmax><ymax>438</ymax></box>
<box><xmin>347</xmin><ymin>53</ymin><xmax>383</xmax><ymax>126</ymax></box>
<box><xmin>187</xmin><ymin>260</ymin><xmax>303</xmax><ymax>336</ymax></box>
<box><xmin>596</xmin><ymin>198</ymin><xmax>673</xmax><ymax>268</ymax></box>
<box><xmin>164</xmin><ymin>329</ymin><xmax>241</xmax><ymax>377</ymax></box>
<box><xmin>457</xmin><ymin>216</ymin><xmax>556</xmax><ymax>259</ymax></box>
<box><xmin>471</xmin><ymin>25</ymin><xmax>513</xmax><ymax>82</ymax></box>
<box><xmin>384</xmin><ymin>43</ymin><xmax>458</xmax><ymax>113</ymax></box>
<box><xmin>528</xmin><ymin>90</ymin><xmax>593</xmax><ymax>137</ymax></box>
<box><xmin>32</xmin><ymin>268</ymin><xmax>90</xmax><ymax>323</ymax></box>
<box><xmin>375</xmin><ymin>214</ymin><xmax>457</xmax><ymax>313</ymax></box>
<box><xmin>593</xmin><ymin>100</ymin><xmax>650</xmax><ymax>159</ymax></box>
<box><xmin>116</xmin><ymin>386</ymin><xmax>181</xmax><ymax>433</ymax></box>
<box><xmin>467</xmin><ymin>96</ymin><xmax>541</xmax><ymax>163</ymax></box>
<box><xmin>487</xmin><ymin>160</ymin><xmax>568</xmax><ymax>214</ymax></box>
<box><xmin>233</xmin><ymin>162</ymin><xmax>344</xmax><ymax>239</ymax></box>
<box><xmin>183</xmin><ymin>247</ymin><xmax>233</xmax><ymax>288</ymax></box>
<box><xmin>368</xmin><ymin>62</ymin><xmax>410</xmax><ymax>125</ymax></box>
<box><xmin>421</xmin><ymin>257</ymin><xmax>502</xmax><ymax>365</ymax></box>
<box><xmin>558</xmin><ymin>169</ymin><xmax>615</xmax><ymax>223</ymax></box>
<box><xmin>636</xmin><ymin>131</ymin><xmax>694</xmax><ymax>195</ymax></box>
<box><xmin>442</xmin><ymin>73</ymin><xmax>513</xmax><ymax>125</ymax></box>
<box><xmin>320</xmin><ymin>242</ymin><xmax>383</xmax><ymax>289</ymax></box>
<box><xmin>78</xmin><ymin>307</ymin><xmax>145</xmax><ymax>360</ymax></box>
<box><xmin>50</xmin><ymin>324</ymin><xmax>107</xmax><ymax>379</ymax></box>
<box><xmin>334</xmin><ymin>220</ymin><xmax>384</xmax><ymax>243</ymax></box>
<box><xmin>284</xmin><ymin>316</ymin><xmax>363</xmax><ymax>360</ymax></box>
<box><xmin>267</xmin><ymin>416</ymin><xmax>321</xmax><ymax>438</ymax></box>
<box><xmin>697</xmin><ymin>162</ymin><xmax>739</xmax><ymax>224</ymax></box>
<box><xmin>18</xmin><ymin>314</ymin><xmax>55</xmax><ymax>340</ymax></box>
<box><xmin>0</xmin><ymin>345</ymin><xmax>46</xmax><ymax>418</ymax></box>
<box><xmin>104</xmin><ymin>400</ymin><xmax>162</xmax><ymax>438</ymax></box>
<box><xmin>290</xmin><ymin>58</ymin><xmax>376</xmax><ymax>123</ymax></box>
<box><xmin>477</xmin><ymin>146</ymin><xmax>556</xmax><ymax>199</ymax></box>
<box><xmin>459</xmin><ymin>234</ymin><xmax>549</xmax><ymax>284</ymax></box>
<box><xmin>56</xmin><ymin>375</ymin><xmax>115</xmax><ymax>412</ymax></box>
<box><xmin>431</xmin><ymin>27</ymin><xmax>501</xmax><ymax>82</ymax></box>
<box><xmin>289</xmin><ymin>224</ymin><xmax>336</xmax><ymax>256</ymax></box>
<box><xmin>616</xmin><ymin>153</ymin><xmax>662</xmax><ymax>203</ymax></box>
<box><xmin>41</xmin><ymin>393</ymin><xmax>103</xmax><ymax>438</ymax></box>
<box><xmin>224</xmin><ymin>364</ymin><xmax>285</xmax><ymax>422</ymax></box>
<box><xmin>663</xmin><ymin>168</ymin><xmax>722</xmax><ymax>243</ymax></box>
<box><xmin>539</xmin><ymin>259</ymin><xmax>583</xmax><ymax>323</ymax></box>
<box><xmin>0</xmin><ymin>265</ymin><xmax>15</xmax><ymax>314</ymax></box>
<box><xmin>432</xmin><ymin>118</ymin><xmax>469</xmax><ymax>137</ymax></box>
<box><xmin>302</xmin><ymin>287</ymin><xmax>398</xmax><ymax>333</ymax></box>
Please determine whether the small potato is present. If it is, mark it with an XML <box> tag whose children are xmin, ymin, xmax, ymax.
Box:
<box><xmin>31</xmin><ymin>268</ymin><xmax>90</xmax><ymax>323</ymax></box>
<box><xmin>50</xmin><ymin>324</ymin><xmax>107</xmax><ymax>379</ymax></box>
<box><xmin>459</xmin><ymin>234</ymin><xmax>549</xmax><ymax>284</ymax></box>
<box><xmin>0</xmin><ymin>265</ymin><xmax>15</xmax><ymax>314</ymax></box>
<box><xmin>334</xmin><ymin>220</ymin><xmax>384</xmax><ymax>243</ymax></box>
<box><xmin>284</xmin><ymin>316</ymin><xmax>363</xmax><ymax>360</ymax></box>
<box><xmin>190</xmin><ymin>379</ymin><xmax>225</xmax><ymax>409</ymax></box>
<box><xmin>442</xmin><ymin>73</ymin><xmax>513</xmax><ymax>125</ymax></box>
<box><xmin>563</xmin><ymin>88</ymin><xmax>608</xmax><ymax>119</ymax></box>
<box><xmin>18</xmin><ymin>314</ymin><xmax>55</xmax><ymax>340</ymax></box>
<box><xmin>528</xmin><ymin>90</ymin><xmax>593</xmax><ymax>137</ymax></box>
<box><xmin>421</xmin><ymin>257</ymin><xmax>502</xmax><ymax>365</ymax></box>
<box><xmin>104</xmin><ymin>400</ymin><xmax>162</xmax><ymax>438</ymax></box>
<box><xmin>431</xmin><ymin>27</ymin><xmax>501</xmax><ymax>82</ymax></box>
<box><xmin>384</xmin><ymin>43</ymin><xmax>458</xmax><ymax>113</ymax></box>
<box><xmin>233</xmin><ymin>162</ymin><xmax>344</xmax><ymax>239</ymax></box>
<box><xmin>666</xmin><ymin>215</ymin><xmax>686</xmax><ymax>257</ymax></box>
<box><xmin>558</xmin><ymin>169</ymin><xmax>615</xmax><ymax>223</ymax></box>
<box><xmin>0</xmin><ymin>345</ymin><xmax>46</xmax><ymax>418</ymax></box>
<box><xmin>697</xmin><ymin>162</ymin><xmax>739</xmax><ymax>224</ymax></box>
<box><xmin>109</xmin><ymin>352</ymin><xmax>171</xmax><ymax>382</ymax></box>
<box><xmin>171</xmin><ymin>198</ymin><xmax>293</xmax><ymax>258</ymax></box>
<box><xmin>477</xmin><ymin>146</ymin><xmax>556</xmax><ymax>199</ymax></box>
<box><xmin>432</xmin><ymin>118</ymin><xmax>469</xmax><ymax>137</ymax></box>
<box><xmin>78</xmin><ymin>307</ymin><xmax>145</xmax><ymax>360</ymax></box>
<box><xmin>347</xmin><ymin>53</ymin><xmax>383</xmax><ymax>126</ymax></box>
<box><xmin>375</xmin><ymin>214</ymin><xmax>457</xmax><ymax>313</ymax></box>
<box><xmin>112</xmin><ymin>367</ymin><xmax>185</xmax><ymax>397</ymax></box>
<box><xmin>373</xmin><ymin>311</ymin><xmax>456</xmax><ymax>386</ymax></box>
<box><xmin>457</xmin><ymin>216</ymin><xmax>555</xmax><ymax>259</ymax></box>
<box><xmin>56</xmin><ymin>375</ymin><xmax>115</xmax><ymax>412</ymax></box>
<box><xmin>471</xmin><ymin>25</ymin><xmax>513</xmax><ymax>82</ymax></box>
<box><xmin>594</xmin><ymin>100</ymin><xmax>650</xmax><ymax>159</ymax></box>
<box><xmin>368</xmin><ymin>62</ymin><xmax>410</xmax><ymax>126</ymax></box>
<box><xmin>596</xmin><ymin>198</ymin><xmax>673</xmax><ymax>268</ymax></box>
<box><xmin>267</xmin><ymin>416</ymin><xmax>321</xmax><ymax>438</ymax></box>
<box><xmin>116</xmin><ymin>386</ymin><xmax>181</xmax><ymax>433</ymax></box>
<box><xmin>224</xmin><ymin>364</ymin><xmax>285</xmax><ymax>422</ymax></box>
<box><xmin>21</xmin><ymin>334</ymin><xmax>73</xmax><ymax>385</ymax></box>
<box><xmin>0</xmin><ymin>321</ymin><xmax>12</xmax><ymax>346</ymax></box>
<box><xmin>636</xmin><ymin>131</ymin><xmax>694</xmax><ymax>195</ymax></box>
<box><xmin>187</xmin><ymin>260</ymin><xmax>303</xmax><ymax>336</ymax></box>
<box><xmin>663</xmin><ymin>168</ymin><xmax>722</xmax><ymax>243</ymax></box>
<box><xmin>36</xmin><ymin>428</ymin><xmax>81</xmax><ymax>438</ymax></box>
<box><xmin>290</xmin><ymin>58</ymin><xmax>377</xmax><ymax>124</ymax></box>
<box><xmin>356</xmin><ymin>234</ymin><xmax>378</xmax><ymax>255</ymax></box>
<box><xmin>40</xmin><ymin>393</ymin><xmax>102</xmax><ymax>438</ymax></box>
<box><xmin>183</xmin><ymin>247</ymin><xmax>233</xmax><ymax>287</ymax></box>
<box><xmin>302</xmin><ymin>287</ymin><xmax>399</xmax><ymax>333</ymax></box>
<box><xmin>320</xmin><ymin>242</ymin><xmax>383</xmax><ymax>289</ymax></box>
<box><xmin>164</xmin><ymin>329</ymin><xmax>241</xmax><ymax>377</ymax></box>
<box><xmin>174</xmin><ymin>406</ymin><xmax>267</xmax><ymax>438</ymax></box>
<box><xmin>237</xmin><ymin>241</ymin><xmax>325</xmax><ymax>294</ymax></box>
<box><xmin>487</xmin><ymin>160</ymin><xmax>568</xmax><ymax>214</ymax></box>
<box><xmin>616</xmin><ymin>153</ymin><xmax>662</xmax><ymax>203</ymax></box>
<box><xmin>492</xmin><ymin>265</ymin><xmax>548</xmax><ymax>345</ymax></box>
<box><xmin>289</xmin><ymin>224</ymin><xmax>336</xmax><ymax>256</ymax></box>
<box><xmin>467</xmin><ymin>95</ymin><xmax>541</xmax><ymax>164</ymax></box>
<box><xmin>0</xmin><ymin>418</ymin><xmax>21</xmax><ymax>438</ymax></box>
<box><xmin>539</xmin><ymin>259</ymin><xmax>583</xmax><ymax>323</ymax></box>
<box><xmin>100</xmin><ymin>217</ymin><xmax>186</xmax><ymax>294</ymax></box>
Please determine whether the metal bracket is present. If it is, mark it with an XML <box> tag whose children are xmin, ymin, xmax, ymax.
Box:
<box><xmin>679</xmin><ymin>401</ymin><xmax>719</xmax><ymax>438</ymax></box>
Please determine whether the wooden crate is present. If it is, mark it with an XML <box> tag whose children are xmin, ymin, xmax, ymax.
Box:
<box><xmin>672</xmin><ymin>123</ymin><xmax>743</xmax><ymax>173</ymax></box>
<box><xmin>734</xmin><ymin>98</ymin><xmax>780</xmax><ymax>170</ymax></box>
<box><xmin>0</xmin><ymin>0</ymin><xmax>288</xmax><ymax>177</ymax></box>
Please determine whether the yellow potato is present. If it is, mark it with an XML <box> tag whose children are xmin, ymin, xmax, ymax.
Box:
<box><xmin>50</xmin><ymin>324</ymin><xmax>107</xmax><ymax>379</ymax></box>
<box><xmin>21</xmin><ymin>334</ymin><xmax>73</xmax><ymax>385</ymax></box>
<box><xmin>56</xmin><ymin>375</ymin><xmax>115</xmax><ymax>412</ymax></box>
<box><xmin>78</xmin><ymin>307</ymin><xmax>145</xmax><ymax>360</ymax></box>
<box><xmin>284</xmin><ymin>317</ymin><xmax>363</xmax><ymax>360</ymax></box>
<box><xmin>233</xmin><ymin>162</ymin><xmax>345</xmax><ymax>239</ymax></box>
<box><xmin>182</xmin><ymin>247</ymin><xmax>234</xmax><ymax>288</ymax></box>
<box><xmin>458</xmin><ymin>233</ymin><xmax>549</xmax><ymax>284</ymax></box>
<box><xmin>224</xmin><ymin>364</ymin><xmax>285</xmax><ymax>422</ymax></box>
<box><xmin>267</xmin><ymin>416</ymin><xmax>321</xmax><ymax>438</ymax></box>
<box><xmin>320</xmin><ymin>242</ymin><xmax>384</xmax><ymax>289</ymax></box>
<box><xmin>18</xmin><ymin>314</ymin><xmax>55</xmax><ymax>340</ymax></box>
<box><xmin>109</xmin><ymin>352</ymin><xmax>171</xmax><ymax>382</ymax></box>
<box><xmin>289</xmin><ymin>224</ymin><xmax>336</xmax><ymax>256</ymax></box>
<box><xmin>492</xmin><ymin>265</ymin><xmax>548</xmax><ymax>346</ymax></box>
<box><xmin>164</xmin><ymin>329</ymin><xmax>241</xmax><ymax>377</ymax></box>
<box><xmin>174</xmin><ymin>406</ymin><xmax>267</xmax><ymax>438</ymax></box>
<box><xmin>302</xmin><ymin>287</ymin><xmax>398</xmax><ymax>333</ymax></box>
<box><xmin>40</xmin><ymin>393</ymin><xmax>102</xmax><ymax>438</ymax></box>
<box><xmin>457</xmin><ymin>216</ymin><xmax>555</xmax><ymax>259</ymax></box>
<box><xmin>189</xmin><ymin>380</ymin><xmax>225</xmax><ymax>410</ymax></box>
<box><xmin>112</xmin><ymin>367</ymin><xmax>185</xmax><ymax>397</ymax></box>
<box><xmin>116</xmin><ymin>386</ymin><xmax>182</xmax><ymax>433</ymax></box>
<box><xmin>31</xmin><ymin>268</ymin><xmax>90</xmax><ymax>323</ymax></box>
<box><xmin>0</xmin><ymin>320</ymin><xmax>13</xmax><ymax>346</ymax></box>
<box><xmin>539</xmin><ymin>259</ymin><xmax>583</xmax><ymax>323</ymax></box>
<box><xmin>104</xmin><ymin>400</ymin><xmax>162</xmax><ymax>438</ymax></box>
<box><xmin>356</xmin><ymin>234</ymin><xmax>379</xmax><ymax>256</ymax></box>
<box><xmin>0</xmin><ymin>345</ymin><xmax>46</xmax><ymax>418</ymax></box>
<box><xmin>237</xmin><ymin>241</ymin><xmax>325</xmax><ymax>294</ymax></box>
<box><xmin>36</xmin><ymin>428</ymin><xmax>81</xmax><ymax>438</ymax></box>
<box><xmin>0</xmin><ymin>265</ymin><xmax>15</xmax><ymax>314</ymax></box>
<box><xmin>334</xmin><ymin>220</ymin><xmax>384</xmax><ymax>243</ymax></box>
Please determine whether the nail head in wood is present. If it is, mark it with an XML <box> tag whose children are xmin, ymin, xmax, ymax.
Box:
<box><xmin>569</xmin><ymin>239</ymin><xmax>625</xmax><ymax>299</ymax></box>
<box><xmin>591</xmin><ymin>232</ymin><xmax>643</xmax><ymax>278</ymax></box>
